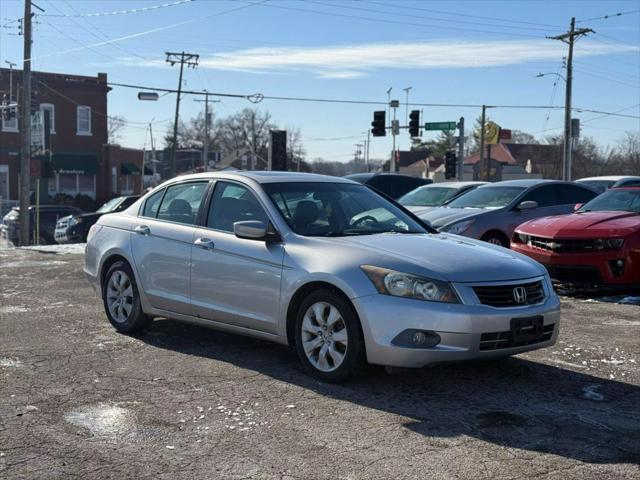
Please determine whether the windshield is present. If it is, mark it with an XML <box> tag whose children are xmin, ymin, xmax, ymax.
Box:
<box><xmin>447</xmin><ymin>186</ymin><xmax>525</xmax><ymax>209</ymax></box>
<box><xmin>579</xmin><ymin>189</ymin><xmax>640</xmax><ymax>213</ymax></box>
<box><xmin>263</xmin><ymin>182</ymin><xmax>428</xmax><ymax>237</ymax></box>
<box><xmin>578</xmin><ymin>180</ymin><xmax>615</xmax><ymax>193</ymax></box>
<box><xmin>96</xmin><ymin>197</ymin><xmax>123</xmax><ymax>213</ymax></box>
<box><xmin>399</xmin><ymin>186</ymin><xmax>457</xmax><ymax>207</ymax></box>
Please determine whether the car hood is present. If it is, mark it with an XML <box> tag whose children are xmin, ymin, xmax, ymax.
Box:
<box><xmin>337</xmin><ymin>233</ymin><xmax>544</xmax><ymax>282</ymax></box>
<box><xmin>417</xmin><ymin>207</ymin><xmax>488</xmax><ymax>228</ymax></box>
<box><xmin>404</xmin><ymin>205</ymin><xmax>439</xmax><ymax>216</ymax></box>
<box><xmin>517</xmin><ymin>210</ymin><xmax>640</xmax><ymax>238</ymax></box>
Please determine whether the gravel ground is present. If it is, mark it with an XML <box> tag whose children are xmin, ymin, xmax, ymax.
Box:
<box><xmin>1</xmin><ymin>247</ymin><xmax>639</xmax><ymax>479</ymax></box>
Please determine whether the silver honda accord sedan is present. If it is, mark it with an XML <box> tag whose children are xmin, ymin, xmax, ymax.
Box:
<box><xmin>84</xmin><ymin>171</ymin><xmax>560</xmax><ymax>381</ymax></box>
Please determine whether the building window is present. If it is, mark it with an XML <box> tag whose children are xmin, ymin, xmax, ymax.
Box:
<box><xmin>40</xmin><ymin>103</ymin><xmax>55</xmax><ymax>134</ymax></box>
<box><xmin>1</xmin><ymin>106</ymin><xmax>18</xmax><ymax>132</ymax></box>
<box><xmin>111</xmin><ymin>166</ymin><xmax>117</xmax><ymax>194</ymax></box>
<box><xmin>77</xmin><ymin>106</ymin><xmax>91</xmax><ymax>135</ymax></box>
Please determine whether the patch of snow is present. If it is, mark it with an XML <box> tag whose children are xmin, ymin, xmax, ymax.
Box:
<box><xmin>619</xmin><ymin>296</ymin><xmax>640</xmax><ymax>305</ymax></box>
<box><xmin>582</xmin><ymin>384</ymin><xmax>604</xmax><ymax>402</ymax></box>
<box><xmin>0</xmin><ymin>306</ymin><xmax>29</xmax><ymax>314</ymax></box>
<box><xmin>0</xmin><ymin>357</ymin><xmax>23</xmax><ymax>368</ymax></box>
<box><xmin>19</xmin><ymin>243</ymin><xmax>86</xmax><ymax>255</ymax></box>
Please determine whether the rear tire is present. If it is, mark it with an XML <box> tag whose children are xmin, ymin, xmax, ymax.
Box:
<box><xmin>294</xmin><ymin>288</ymin><xmax>365</xmax><ymax>382</ymax></box>
<box><xmin>102</xmin><ymin>261</ymin><xmax>150</xmax><ymax>333</ymax></box>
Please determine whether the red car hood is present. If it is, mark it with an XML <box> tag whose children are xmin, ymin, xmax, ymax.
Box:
<box><xmin>517</xmin><ymin>210</ymin><xmax>640</xmax><ymax>238</ymax></box>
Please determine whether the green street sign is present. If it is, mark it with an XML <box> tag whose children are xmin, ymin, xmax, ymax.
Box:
<box><xmin>424</xmin><ymin>121</ymin><xmax>457</xmax><ymax>131</ymax></box>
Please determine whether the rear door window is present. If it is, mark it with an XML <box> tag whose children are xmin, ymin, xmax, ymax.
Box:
<box><xmin>522</xmin><ymin>185</ymin><xmax>557</xmax><ymax>207</ymax></box>
<box><xmin>156</xmin><ymin>182</ymin><xmax>208</xmax><ymax>225</ymax></box>
<box><xmin>557</xmin><ymin>185</ymin><xmax>598</xmax><ymax>204</ymax></box>
<box><xmin>142</xmin><ymin>189</ymin><xmax>164</xmax><ymax>218</ymax></box>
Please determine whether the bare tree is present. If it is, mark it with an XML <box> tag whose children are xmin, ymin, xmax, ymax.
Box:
<box><xmin>108</xmin><ymin>115</ymin><xmax>126</xmax><ymax>144</ymax></box>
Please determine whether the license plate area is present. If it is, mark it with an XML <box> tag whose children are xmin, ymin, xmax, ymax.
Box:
<box><xmin>510</xmin><ymin>315</ymin><xmax>544</xmax><ymax>344</ymax></box>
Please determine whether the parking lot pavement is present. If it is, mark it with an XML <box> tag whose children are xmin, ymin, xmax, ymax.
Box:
<box><xmin>1</xmin><ymin>249</ymin><xmax>638</xmax><ymax>480</ymax></box>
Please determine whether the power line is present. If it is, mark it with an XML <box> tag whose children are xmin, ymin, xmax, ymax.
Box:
<box><xmin>105</xmin><ymin>80</ymin><xmax>640</xmax><ymax>118</ymax></box>
<box><xmin>24</xmin><ymin>0</ymin><xmax>268</xmax><ymax>63</ymax></box>
<box><xmin>309</xmin><ymin>0</ymin><xmax>556</xmax><ymax>33</ymax></box>
<box><xmin>362</xmin><ymin>0</ymin><xmax>564</xmax><ymax>29</ymax></box>
<box><xmin>574</xmin><ymin>68</ymin><xmax>639</xmax><ymax>89</ymax></box>
<box><xmin>577</xmin><ymin>9</ymin><xmax>640</xmax><ymax>23</ymax></box>
<box><xmin>239</xmin><ymin>0</ymin><xmax>545</xmax><ymax>39</ymax></box>
<box><xmin>39</xmin><ymin>0</ymin><xmax>195</xmax><ymax>18</ymax></box>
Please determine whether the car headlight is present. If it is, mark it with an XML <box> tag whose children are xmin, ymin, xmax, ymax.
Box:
<box><xmin>441</xmin><ymin>219</ymin><xmax>475</xmax><ymax>235</ymax></box>
<box><xmin>361</xmin><ymin>265</ymin><xmax>460</xmax><ymax>303</ymax></box>
<box><xmin>68</xmin><ymin>217</ymin><xmax>82</xmax><ymax>227</ymax></box>
<box><xmin>605</xmin><ymin>238</ymin><xmax>624</xmax><ymax>250</ymax></box>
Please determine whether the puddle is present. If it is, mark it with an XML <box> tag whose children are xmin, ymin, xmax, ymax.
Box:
<box><xmin>65</xmin><ymin>404</ymin><xmax>137</xmax><ymax>439</ymax></box>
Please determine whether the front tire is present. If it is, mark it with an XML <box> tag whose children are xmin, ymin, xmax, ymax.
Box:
<box><xmin>294</xmin><ymin>289</ymin><xmax>365</xmax><ymax>382</ymax></box>
<box><xmin>481</xmin><ymin>231</ymin><xmax>509</xmax><ymax>248</ymax></box>
<box><xmin>102</xmin><ymin>261</ymin><xmax>150</xmax><ymax>333</ymax></box>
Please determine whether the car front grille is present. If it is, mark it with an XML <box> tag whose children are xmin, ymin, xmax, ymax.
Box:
<box><xmin>529</xmin><ymin>235</ymin><xmax>602</xmax><ymax>253</ymax></box>
<box><xmin>473</xmin><ymin>281</ymin><xmax>545</xmax><ymax>307</ymax></box>
<box><xmin>479</xmin><ymin>324</ymin><xmax>554</xmax><ymax>351</ymax></box>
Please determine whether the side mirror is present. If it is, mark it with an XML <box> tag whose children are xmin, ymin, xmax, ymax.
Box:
<box><xmin>234</xmin><ymin>220</ymin><xmax>281</xmax><ymax>242</ymax></box>
<box><xmin>517</xmin><ymin>200</ymin><xmax>538</xmax><ymax>211</ymax></box>
<box><xmin>574</xmin><ymin>203</ymin><xmax>583</xmax><ymax>211</ymax></box>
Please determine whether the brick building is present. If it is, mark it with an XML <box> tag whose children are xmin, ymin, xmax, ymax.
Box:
<box><xmin>0</xmin><ymin>68</ymin><xmax>110</xmax><ymax>203</ymax></box>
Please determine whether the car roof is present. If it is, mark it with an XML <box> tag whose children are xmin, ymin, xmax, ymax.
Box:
<box><xmin>478</xmin><ymin>179</ymin><xmax>563</xmax><ymax>188</ymax></box>
<box><xmin>168</xmin><ymin>171</ymin><xmax>355</xmax><ymax>185</ymax></box>
<box><xmin>612</xmin><ymin>186</ymin><xmax>640</xmax><ymax>190</ymax></box>
<box><xmin>576</xmin><ymin>176</ymin><xmax>631</xmax><ymax>182</ymax></box>
<box><xmin>422</xmin><ymin>181</ymin><xmax>487</xmax><ymax>188</ymax></box>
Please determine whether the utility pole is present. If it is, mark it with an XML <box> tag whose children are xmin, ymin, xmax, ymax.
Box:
<box><xmin>19</xmin><ymin>0</ymin><xmax>32</xmax><ymax>246</ymax></box>
<box><xmin>457</xmin><ymin>117</ymin><xmax>465</xmax><ymax>181</ymax></box>
<box><xmin>194</xmin><ymin>91</ymin><xmax>220</xmax><ymax>172</ymax></box>
<box><xmin>365</xmin><ymin>129</ymin><xmax>371</xmax><ymax>171</ymax></box>
<box><xmin>549</xmin><ymin>18</ymin><xmax>593</xmax><ymax>181</ymax></box>
<box><xmin>390</xmin><ymin>100</ymin><xmax>400</xmax><ymax>173</ymax></box>
<box><xmin>166</xmin><ymin>51</ymin><xmax>199</xmax><ymax>179</ymax></box>
<box><xmin>479</xmin><ymin>105</ymin><xmax>486</xmax><ymax>182</ymax></box>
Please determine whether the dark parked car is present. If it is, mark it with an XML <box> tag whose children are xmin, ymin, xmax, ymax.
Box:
<box><xmin>2</xmin><ymin>204</ymin><xmax>82</xmax><ymax>245</ymax></box>
<box><xmin>344</xmin><ymin>173</ymin><xmax>432</xmax><ymax>199</ymax></box>
<box><xmin>417</xmin><ymin>180</ymin><xmax>598</xmax><ymax>247</ymax></box>
<box><xmin>399</xmin><ymin>181</ymin><xmax>488</xmax><ymax>215</ymax></box>
<box><xmin>54</xmin><ymin>195</ymin><xmax>140</xmax><ymax>244</ymax></box>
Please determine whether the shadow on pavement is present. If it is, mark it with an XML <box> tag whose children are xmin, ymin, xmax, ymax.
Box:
<box><xmin>136</xmin><ymin>318</ymin><xmax>640</xmax><ymax>465</ymax></box>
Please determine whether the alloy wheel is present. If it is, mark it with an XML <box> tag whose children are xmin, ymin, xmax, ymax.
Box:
<box><xmin>301</xmin><ymin>301</ymin><xmax>349</xmax><ymax>372</ymax></box>
<box><xmin>106</xmin><ymin>270</ymin><xmax>134</xmax><ymax>323</ymax></box>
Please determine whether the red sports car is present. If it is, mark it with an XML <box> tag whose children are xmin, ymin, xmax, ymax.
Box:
<box><xmin>511</xmin><ymin>187</ymin><xmax>640</xmax><ymax>288</ymax></box>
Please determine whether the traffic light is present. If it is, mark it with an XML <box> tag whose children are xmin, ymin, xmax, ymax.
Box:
<box><xmin>371</xmin><ymin>110</ymin><xmax>386</xmax><ymax>137</ymax></box>
<box><xmin>409</xmin><ymin>110</ymin><xmax>420</xmax><ymax>137</ymax></box>
<box><xmin>444</xmin><ymin>151</ymin><xmax>457</xmax><ymax>179</ymax></box>
<box><xmin>270</xmin><ymin>130</ymin><xmax>287</xmax><ymax>171</ymax></box>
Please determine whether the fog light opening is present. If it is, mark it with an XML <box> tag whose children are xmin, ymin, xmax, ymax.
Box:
<box><xmin>609</xmin><ymin>259</ymin><xmax>625</xmax><ymax>277</ymax></box>
<box><xmin>392</xmin><ymin>329</ymin><xmax>441</xmax><ymax>349</ymax></box>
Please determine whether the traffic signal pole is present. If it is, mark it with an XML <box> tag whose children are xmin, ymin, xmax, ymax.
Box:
<box><xmin>457</xmin><ymin>117</ymin><xmax>465</xmax><ymax>181</ymax></box>
<box><xmin>19</xmin><ymin>0</ymin><xmax>32</xmax><ymax>246</ymax></box>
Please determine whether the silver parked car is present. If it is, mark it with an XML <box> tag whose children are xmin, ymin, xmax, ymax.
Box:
<box><xmin>418</xmin><ymin>180</ymin><xmax>598</xmax><ymax>247</ymax></box>
<box><xmin>399</xmin><ymin>181</ymin><xmax>488</xmax><ymax>215</ymax></box>
<box><xmin>85</xmin><ymin>172</ymin><xmax>560</xmax><ymax>381</ymax></box>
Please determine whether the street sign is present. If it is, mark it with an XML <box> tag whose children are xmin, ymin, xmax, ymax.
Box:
<box><xmin>499</xmin><ymin>129</ymin><xmax>512</xmax><ymax>140</ymax></box>
<box><xmin>484</xmin><ymin>121</ymin><xmax>500</xmax><ymax>144</ymax></box>
<box><xmin>31</xmin><ymin>112</ymin><xmax>44</xmax><ymax>154</ymax></box>
<box><xmin>138</xmin><ymin>92</ymin><xmax>159</xmax><ymax>101</ymax></box>
<box><xmin>424</xmin><ymin>121</ymin><xmax>457</xmax><ymax>131</ymax></box>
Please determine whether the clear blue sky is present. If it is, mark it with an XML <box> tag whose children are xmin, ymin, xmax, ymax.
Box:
<box><xmin>1</xmin><ymin>0</ymin><xmax>639</xmax><ymax>161</ymax></box>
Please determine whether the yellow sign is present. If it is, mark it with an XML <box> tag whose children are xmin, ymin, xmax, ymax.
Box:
<box><xmin>484</xmin><ymin>121</ymin><xmax>500</xmax><ymax>145</ymax></box>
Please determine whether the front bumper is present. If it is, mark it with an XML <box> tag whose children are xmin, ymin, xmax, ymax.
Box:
<box><xmin>54</xmin><ymin>227</ymin><xmax>83</xmax><ymax>244</ymax></box>
<box><xmin>511</xmin><ymin>243</ymin><xmax>639</xmax><ymax>286</ymax></box>
<box><xmin>352</xmin><ymin>279</ymin><xmax>560</xmax><ymax>368</ymax></box>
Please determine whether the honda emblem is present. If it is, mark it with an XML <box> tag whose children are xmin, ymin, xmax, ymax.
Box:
<box><xmin>513</xmin><ymin>286</ymin><xmax>527</xmax><ymax>304</ymax></box>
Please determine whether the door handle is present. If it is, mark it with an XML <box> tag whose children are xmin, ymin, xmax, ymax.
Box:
<box><xmin>134</xmin><ymin>225</ymin><xmax>150</xmax><ymax>235</ymax></box>
<box><xmin>194</xmin><ymin>237</ymin><xmax>215</xmax><ymax>250</ymax></box>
